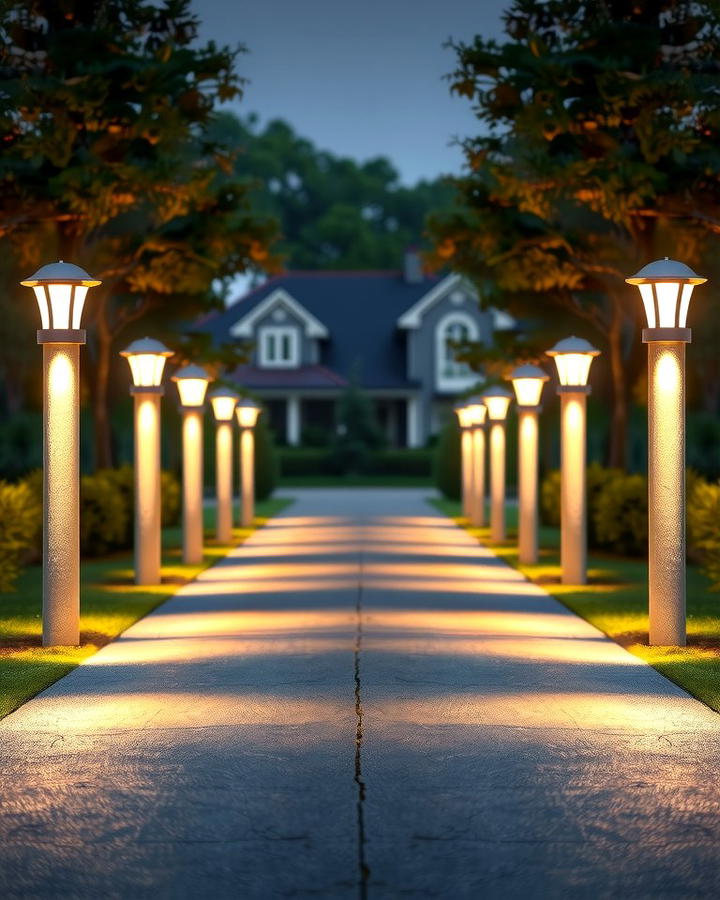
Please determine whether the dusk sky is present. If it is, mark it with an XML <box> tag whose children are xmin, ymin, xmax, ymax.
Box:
<box><xmin>194</xmin><ymin>0</ymin><xmax>507</xmax><ymax>185</ymax></box>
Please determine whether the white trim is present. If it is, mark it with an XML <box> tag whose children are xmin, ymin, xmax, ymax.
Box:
<box><xmin>398</xmin><ymin>273</ymin><xmax>467</xmax><ymax>329</ymax></box>
<box><xmin>230</xmin><ymin>288</ymin><xmax>329</xmax><ymax>339</ymax></box>
<box><xmin>258</xmin><ymin>325</ymin><xmax>300</xmax><ymax>368</ymax></box>
<box><xmin>435</xmin><ymin>311</ymin><xmax>479</xmax><ymax>393</ymax></box>
<box><xmin>286</xmin><ymin>395</ymin><xmax>301</xmax><ymax>445</ymax></box>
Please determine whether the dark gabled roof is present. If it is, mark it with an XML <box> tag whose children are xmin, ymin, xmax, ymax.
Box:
<box><xmin>197</xmin><ymin>270</ymin><xmax>442</xmax><ymax>389</ymax></box>
<box><xmin>229</xmin><ymin>364</ymin><xmax>348</xmax><ymax>390</ymax></box>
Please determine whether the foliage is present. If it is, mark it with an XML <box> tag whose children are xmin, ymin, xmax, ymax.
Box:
<box><xmin>101</xmin><ymin>465</ymin><xmax>135</xmax><ymax>546</ymax></box>
<box><xmin>80</xmin><ymin>471</ymin><xmax>129</xmax><ymax>556</ymax></box>
<box><xmin>688</xmin><ymin>476</ymin><xmax>720</xmax><ymax>588</ymax></box>
<box><xmin>161</xmin><ymin>470</ymin><xmax>181</xmax><ymax>527</ymax></box>
<box><xmin>211</xmin><ymin>113</ymin><xmax>454</xmax><ymax>271</ymax></box>
<box><xmin>540</xmin><ymin>469</ymin><xmax>561</xmax><ymax>527</ymax></box>
<box><xmin>253</xmin><ymin>418</ymin><xmax>278</xmax><ymax>501</ymax></box>
<box><xmin>429</xmin><ymin>0</ymin><xmax>720</xmax><ymax>465</ymax></box>
<box><xmin>0</xmin><ymin>480</ymin><xmax>41</xmax><ymax>591</ymax></box>
<box><xmin>593</xmin><ymin>473</ymin><xmax>648</xmax><ymax>556</ymax></box>
<box><xmin>329</xmin><ymin>381</ymin><xmax>385</xmax><ymax>475</ymax></box>
<box><xmin>434</xmin><ymin>422</ymin><xmax>462</xmax><ymax>501</ymax></box>
<box><xmin>0</xmin><ymin>1</ymin><xmax>280</xmax><ymax>467</ymax></box>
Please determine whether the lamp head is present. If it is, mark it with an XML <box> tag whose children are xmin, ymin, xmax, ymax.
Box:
<box><xmin>481</xmin><ymin>386</ymin><xmax>513</xmax><ymax>422</ymax></box>
<box><xmin>120</xmin><ymin>337</ymin><xmax>173</xmax><ymax>388</ymax></box>
<box><xmin>209</xmin><ymin>388</ymin><xmax>240</xmax><ymax>422</ymax></box>
<box><xmin>236</xmin><ymin>398</ymin><xmax>262</xmax><ymax>429</ymax></box>
<box><xmin>626</xmin><ymin>257</ymin><xmax>706</xmax><ymax>329</ymax></box>
<box><xmin>509</xmin><ymin>364</ymin><xmax>549</xmax><ymax>407</ymax></box>
<box><xmin>465</xmin><ymin>394</ymin><xmax>487</xmax><ymax>427</ymax></box>
<box><xmin>453</xmin><ymin>400</ymin><xmax>473</xmax><ymax>430</ymax></box>
<box><xmin>21</xmin><ymin>260</ymin><xmax>101</xmax><ymax>331</ymax></box>
<box><xmin>545</xmin><ymin>336</ymin><xmax>600</xmax><ymax>387</ymax></box>
<box><xmin>172</xmin><ymin>364</ymin><xmax>212</xmax><ymax>408</ymax></box>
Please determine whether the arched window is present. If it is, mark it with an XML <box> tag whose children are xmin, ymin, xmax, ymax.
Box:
<box><xmin>435</xmin><ymin>313</ymin><xmax>479</xmax><ymax>391</ymax></box>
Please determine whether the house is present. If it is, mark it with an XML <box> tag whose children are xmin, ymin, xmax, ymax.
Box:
<box><xmin>198</xmin><ymin>251</ymin><xmax>506</xmax><ymax>447</ymax></box>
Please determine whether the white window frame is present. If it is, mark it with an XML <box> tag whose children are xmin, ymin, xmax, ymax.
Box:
<box><xmin>435</xmin><ymin>312</ymin><xmax>479</xmax><ymax>392</ymax></box>
<box><xmin>258</xmin><ymin>325</ymin><xmax>300</xmax><ymax>368</ymax></box>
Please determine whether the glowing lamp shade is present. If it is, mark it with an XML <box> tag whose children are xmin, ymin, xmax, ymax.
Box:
<box><xmin>209</xmin><ymin>388</ymin><xmax>239</xmax><ymax>422</ymax></box>
<box><xmin>453</xmin><ymin>401</ymin><xmax>473</xmax><ymax>429</ymax></box>
<box><xmin>482</xmin><ymin>386</ymin><xmax>513</xmax><ymax>421</ymax></box>
<box><xmin>625</xmin><ymin>257</ymin><xmax>707</xmax><ymax>329</ymax></box>
<box><xmin>546</xmin><ymin>336</ymin><xmax>600</xmax><ymax>387</ymax></box>
<box><xmin>21</xmin><ymin>261</ymin><xmax>101</xmax><ymax>330</ymax></box>
<box><xmin>466</xmin><ymin>395</ymin><xmax>487</xmax><ymax>427</ymax></box>
<box><xmin>120</xmin><ymin>337</ymin><xmax>173</xmax><ymax>387</ymax></box>
<box><xmin>172</xmin><ymin>364</ymin><xmax>212</xmax><ymax>408</ymax></box>
<box><xmin>510</xmin><ymin>364</ymin><xmax>549</xmax><ymax>407</ymax></box>
<box><xmin>236</xmin><ymin>399</ymin><xmax>262</xmax><ymax>429</ymax></box>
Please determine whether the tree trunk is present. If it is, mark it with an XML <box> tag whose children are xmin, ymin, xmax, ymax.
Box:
<box><xmin>607</xmin><ymin>300</ymin><xmax>628</xmax><ymax>469</ymax></box>
<box><xmin>91</xmin><ymin>300</ymin><xmax>114</xmax><ymax>470</ymax></box>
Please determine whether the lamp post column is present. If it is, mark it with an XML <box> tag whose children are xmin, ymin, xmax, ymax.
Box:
<box><xmin>489</xmin><ymin>421</ymin><xmax>506</xmax><ymax>542</ymax></box>
<box><xmin>517</xmin><ymin>405</ymin><xmax>541</xmax><ymax>565</ymax></box>
<box><xmin>646</xmin><ymin>335</ymin><xmax>687</xmax><ymax>646</ymax></box>
<box><xmin>133</xmin><ymin>388</ymin><xmax>163</xmax><ymax>584</ymax></box>
<box><xmin>461</xmin><ymin>427</ymin><xmax>473</xmax><ymax>520</ymax></box>
<box><xmin>216</xmin><ymin>420</ymin><xmax>233</xmax><ymax>542</ymax></box>
<box><xmin>470</xmin><ymin>424</ymin><xmax>486</xmax><ymax>528</ymax></box>
<box><xmin>559</xmin><ymin>387</ymin><xmax>588</xmax><ymax>585</ymax></box>
<box><xmin>182</xmin><ymin>408</ymin><xmax>204</xmax><ymax>564</ymax></box>
<box><xmin>240</xmin><ymin>427</ymin><xmax>255</xmax><ymax>528</ymax></box>
<box><xmin>41</xmin><ymin>337</ymin><xmax>82</xmax><ymax>646</ymax></box>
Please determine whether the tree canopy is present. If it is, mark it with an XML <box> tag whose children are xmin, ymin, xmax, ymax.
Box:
<box><xmin>428</xmin><ymin>0</ymin><xmax>720</xmax><ymax>465</ymax></box>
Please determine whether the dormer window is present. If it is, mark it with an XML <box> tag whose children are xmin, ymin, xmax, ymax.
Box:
<box><xmin>259</xmin><ymin>325</ymin><xmax>299</xmax><ymax>368</ymax></box>
<box><xmin>436</xmin><ymin>312</ymin><xmax>479</xmax><ymax>392</ymax></box>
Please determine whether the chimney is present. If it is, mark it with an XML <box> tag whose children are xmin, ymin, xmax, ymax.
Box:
<box><xmin>403</xmin><ymin>247</ymin><xmax>424</xmax><ymax>284</ymax></box>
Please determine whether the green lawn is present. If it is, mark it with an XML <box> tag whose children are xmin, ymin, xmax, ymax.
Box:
<box><xmin>0</xmin><ymin>496</ymin><xmax>292</xmax><ymax>721</ymax></box>
<box><xmin>430</xmin><ymin>497</ymin><xmax>720</xmax><ymax>713</ymax></box>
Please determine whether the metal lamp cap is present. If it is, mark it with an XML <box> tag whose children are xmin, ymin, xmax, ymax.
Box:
<box><xmin>21</xmin><ymin>260</ymin><xmax>101</xmax><ymax>287</ymax></box>
<box><xmin>545</xmin><ymin>335</ymin><xmax>600</xmax><ymax>357</ymax></box>
<box><xmin>626</xmin><ymin>257</ymin><xmax>707</xmax><ymax>286</ymax></box>
<box><xmin>120</xmin><ymin>336</ymin><xmax>173</xmax><ymax>358</ymax></box>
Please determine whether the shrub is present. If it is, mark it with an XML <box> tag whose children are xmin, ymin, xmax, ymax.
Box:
<box><xmin>366</xmin><ymin>449</ymin><xmax>433</xmax><ymax>477</ymax></box>
<box><xmin>688</xmin><ymin>476</ymin><xmax>720</xmax><ymax>588</ymax></box>
<box><xmin>586</xmin><ymin>463</ymin><xmax>623</xmax><ymax>546</ymax></box>
<box><xmin>434</xmin><ymin>422</ymin><xmax>461</xmax><ymax>500</ymax></box>
<box><xmin>540</xmin><ymin>463</ymin><xmax>623</xmax><ymax>540</ymax></box>
<box><xmin>0</xmin><ymin>480</ymin><xmax>42</xmax><ymax>591</ymax></box>
<box><xmin>100</xmin><ymin>465</ymin><xmax>134</xmax><ymax>546</ymax></box>
<box><xmin>80</xmin><ymin>471</ymin><xmax>129</xmax><ymax>556</ymax></box>
<box><xmin>161</xmin><ymin>469</ymin><xmax>181</xmax><ymax>527</ymax></box>
<box><xmin>254</xmin><ymin>417</ymin><xmax>278</xmax><ymax>501</ymax></box>
<box><xmin>278</xmin><ymin>448</ymin><xmax>333</xmax><ymax>477</ymax></box>
<box><xmin>593</xmin><ymin>472</ymin><xmax>648</xmax><ymax>556</ymax></box>
<box><xmin>540</xmin><ymin>469</ymin><xmax>561</xmax><ymax>526</ymax></box>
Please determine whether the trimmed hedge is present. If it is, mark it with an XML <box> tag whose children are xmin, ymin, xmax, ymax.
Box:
<box><xmin>434</xmin><ymin>422</ymin><xmax>461</xmax><ymax>501</ymax></box>
<box><xmin>277</xmin><ymin>447</ymin><xmax>434</xmax><ymax>479</ymax></box>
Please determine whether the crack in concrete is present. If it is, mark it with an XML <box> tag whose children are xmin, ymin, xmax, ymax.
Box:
<box><xmin>355</xmin><ymin>546</ymin><xmax>370</xmax><ymax>900</ymax></box>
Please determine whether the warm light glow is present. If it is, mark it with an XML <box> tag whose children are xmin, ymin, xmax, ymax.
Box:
<box><xmin>21</xmin><ymin>260</ymin><xmax>100</xmax><ymax>331</ymax></box>
<box><xmin>128</xmin><ymin>353</ymin><xmax>168</xmax><ymax>388</ymax></box>
<box><xmin>211</xmin><ymin>394</ymin><xmax>238</xmax><ymax>422</ymax></box>
<box><xmin>512</xmin><ymin>378</ymin><xmax>544</xmax><ymax>407</ymax></box>
<box><xmin>554</xmin><ymin>353</ymin><xmax>593</xmax><ymax>386</ymax></box>
<box><xmin>48</xmin><ymin>351</ymin><xmax>73</xmax><ymax>398</ymax></box>
<box><xmin>466</xmin><ymin>401</ymin><xmax>487</xmax><ymax>427</ymax></box>
<box><xmin>32</xmin><ymin>286</ymin><xmax>50</xmax><ymax>329</ymax></box>
<box><xmin>484</xmin><ymin>395</ymin><xmax>511</xmax><ymax>421</ymax></box>
<box><xmin>177</xmin><ymin>378</ymin><xmax>209</xmax><ymax>407</ymax></box>
<box><xmin>655</xmin><ymin>349</ymin><xmax>681</xmax><ymax>395</ymax></box>
<box><xmin>237</xmin><ymin>403</ymin><xmax>261</xmax><ymax>429</ymax></box>
<box><xmin>626</xmin><ymin>258</ymin><xmax>706</xmax><ymax>330</ymax></box>
<box><xmin>455</xmin><ymin>406</ymin><xmax>474</xmax><ymax>429</ymax></box>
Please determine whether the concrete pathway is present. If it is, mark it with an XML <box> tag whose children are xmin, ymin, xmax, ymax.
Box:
<box><xmin>2</xmin><ymin>488</ymin><xmax>720</xmax><ymax>899</ymax></box>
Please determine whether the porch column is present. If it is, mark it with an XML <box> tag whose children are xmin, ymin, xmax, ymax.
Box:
<box><xmin>287</xmin><ymin>395</ymin><xmax>301</xmax><ymax>446</ymax></box>
<box><xmin>407</xmin><ymin>396</ymin><xmax>422</xmax><ymax>448</ymax></box>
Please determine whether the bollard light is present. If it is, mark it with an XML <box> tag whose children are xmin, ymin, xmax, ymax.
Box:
<box><xmin>236</xmin><ymin>398</ymin><xmax>261</xmax><ymax>528</ymax></box>
<box><xmin>120</xmin><ymin>338</ymin><xmax>173</xmax><ymax>586</ymax></box>
<box><xmin>546</xmin><ymin>336</ymin><xmax>600</xmax><ymax>585</ymax></box>
<box><xmin>626</xmin><ymin>258</ymin><xmax>707</xmax><ymax>646</ymax></box>
<box><xmin>454</xmin><ymin>400</ymin><xmax>474</xmax><ymax>520</ymax></box>
<box><xmin>466</xmin><ymin>396</ymin><xmax>487</xmax><ymax>528</ymax></box>
<box><xmin>172</xmin><ymin>364</ymin><xmax>213</xmax><ymax>564</ymax></box>
<box><xmin>209</xmin><ymin>388</ymin><xmax>239</xmax><ymax>543</ymax></box>
<box><xmin>509</xmin><ymin>365</ymin><xmax>549</xmax><ymax>565</ymax></box>
<box><xmin>21</xmin><ymin>261</ymin><xmax>101</xmax><ymax>647</ymax></box>
<box><xmin>482</xmin><ymin>386</ymin><xmax>512</xmax><ymax>542</ymax></box>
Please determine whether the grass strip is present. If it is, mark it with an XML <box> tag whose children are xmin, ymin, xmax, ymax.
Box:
<box><xmin>0</xmin><ymin>496</ymin><xmax>293</xmax><ymax>720</ymax></box>
<box><xmin>429</xmin><ymin>497</ymin><xmax>720</xmax><ymax>714</ymax></box>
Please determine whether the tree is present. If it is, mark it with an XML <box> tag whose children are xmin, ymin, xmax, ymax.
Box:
<box><xmin>0</xmin><ymin>1</ymin><xmax>279</xmax><ymax>466</ymax></box>
<box><xmin>428</xmin><ymin>0</ymin><xmax>720</xmax><ymax>466</ymax></box>
<box><xmin>210</xmin><ymin>113</ymin><xmax>455</xmax><ymax>270</ymax></box>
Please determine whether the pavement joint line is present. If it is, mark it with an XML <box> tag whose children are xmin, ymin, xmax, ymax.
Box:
<box><xmin>355</xmin><ymin>537</ymin><xmax>370</xmax><ymax>900</ymax></box>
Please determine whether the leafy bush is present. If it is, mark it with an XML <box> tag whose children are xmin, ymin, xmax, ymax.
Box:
<box><xmin>80</xmin><ymin>471</ymin><xmax>129</xmax><ymax>556</ymax></box>
<box><xmin>0</xmin><ymin>480</ymin><xmax>42</xmax><ymax>591</ymax></box>
<box><xmin>254</xmin><ymin>417</ymin><xmax>278</xmax><ymax>501</ymax></box>
<box><xmin>540</xmin><ymin>469</ymin><xmax>561</xmax><ymax>526</ymax></box>
<box><xmin>586</xmin><ymin>463</ymin><xmax>624</xmax><ymax>546</ymax></box>
<box><xmin>278</xmin><ymin>448</ymin><xmax>333</xmax><ymax>477</ymax></box>
<box><xmin>161</xmin><ymin>469</ymin><xmax>181</xmax><ymax>527</ymax></box>
<box><xmin>434</xmin><ymin>422</ymin><xmax>461</xmax><ymax>501</ymax></box>
<box><xmin>688</xmin><ymin>475</ymin><xmax>720</xmax><ymax>587</ymax></box>
<box><xmin>593</xmin><ymin>473</ymin><xmax>648</xmax><ymax>556</ymax></box>
<box><xmin>101</xmin><ymin>465</ymin><xmax>134</xmax><ymax>546</ymax></box>
<box><xmin>540</xmin><ymin>463</ymin><xmax>623</xmax><ymax>539</ymax></box>
<box><xmin>366</xmin><ymin>449</ymin><xmax>433</xmax><ymax>477</ymax></box>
